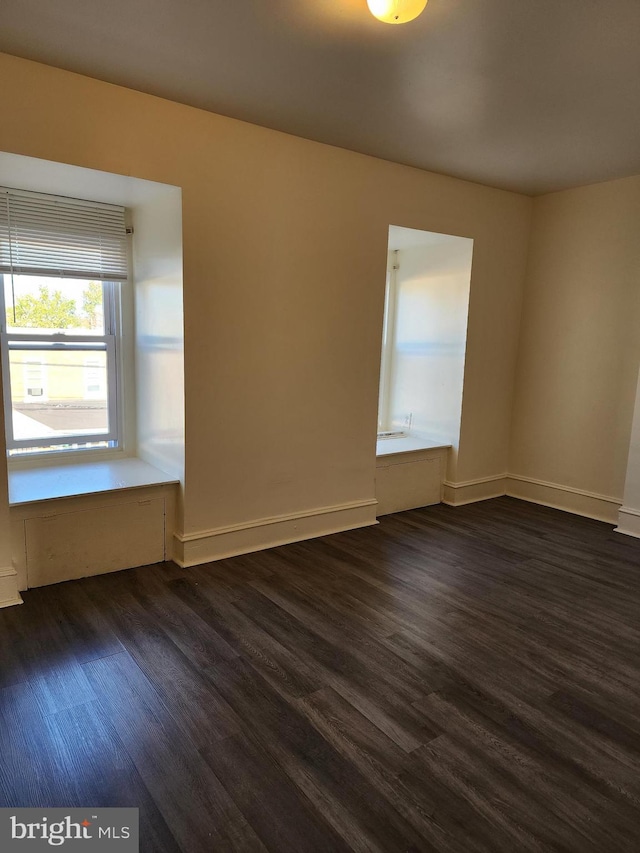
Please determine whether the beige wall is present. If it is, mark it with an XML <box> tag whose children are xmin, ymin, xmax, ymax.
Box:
<box><xmin>510</xmin><ymin>176</ymin><xmax>640</xmax><ymax>513</ymax></box>
<box><xmin>0</xmin><ymin>53</ymin><xmax>532</xmax><ymax>558</ymax></box>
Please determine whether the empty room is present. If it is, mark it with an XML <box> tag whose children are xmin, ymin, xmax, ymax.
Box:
<box><xmin>1</xmin><ymin>1</ymin><xmax>640</xmax><ymax>850</ymax></box>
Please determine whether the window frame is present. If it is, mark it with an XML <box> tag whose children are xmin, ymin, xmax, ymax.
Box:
<box><xmin>0</xmin><ymin>276</ymin><xmax>122</xmax><ymax>455</ymax></box>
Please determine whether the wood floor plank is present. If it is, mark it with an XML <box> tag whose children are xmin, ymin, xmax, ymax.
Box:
<box><xmin>44</xmin><ymin>701</ymin><xmax>181</xmax><ymax>853</ymax></box>
<box><xmin>123</xmin><ymin>568</ymin><xmax>240</xmax><ymax>669</ymax></box>
<box><xmin>414</xmin><ymin>685</ymin><xmax>637</xmax><ymax>850</ymax></box>
<box><xmin>231</xmin><ymin>586</ymin><xmax>439</xmax><ymax>751</ymax></box>
<box><xmin>43</xmin><ymin>580</ymin><xmax>126</xmax><ymax>664</ymax></box>
<box><xmin>82</xmin><ymin>652</ymin><xmax>268</xmax><ymax>853</ymax></box>
<box><xmin>296</xmin><ymin>686</ymin><xmax>495</xmax><ymax>853</ymax></box>
<box><xmin>80</xmin><ymin>576</ymin><xmax>244</xmax><ymax>750</ymax></box>
<box><xmin>206</xmin><ymin>656</ymin><xmax>432</xmax><ymax>853</ymax></box>
<box><xmin>411</xmin><ymin>735</ymin><xmax>556</xmax><ymax>853</ymax></box>
<box><xmin>0</xmin><ymin>681</ymin><xmax>71</xmax><ymax>808</ymax></box>
<box><xmin>249</xmin><ymin>574</ymin><xmax>434</xmax><ymax>700</ymax></box>
<box><xmin>201</xmin><ymin>731</ymin><xmax>351</xmax><ymax>853</ymax></box>
<box><xmin>2</xmin><ymin>496</ymin><xmax>640</xmax><ymax>851</ymax></box>
<box><xmin>1</xmin><ymin>587</ymin><xmax>97</xmax><ymax>714</ymax></box>
<box><xmin>167</xmin><ymin>576</ymin><xmax>322</xmax><ymax>700</ymax></box>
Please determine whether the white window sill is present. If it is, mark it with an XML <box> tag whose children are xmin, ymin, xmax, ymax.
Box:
<box><xmin>376</xmin><ymin>435</ymin><xmax>451</xmax><ymax>458</ymax></box>
<box><xmin>8</xmin><ymin>458</ymin><xmax>179</xmax><ymax>506</ymax></box>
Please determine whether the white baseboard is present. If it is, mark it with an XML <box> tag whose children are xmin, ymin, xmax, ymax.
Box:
<box><xmin>506</xmin><ymin>474</ymin><xmax>620</xmax><ymax>523</ymax></box>
<box><xmin>615</xmin><ymin>506</ymin><xmax>640</xmax><ymax>539</ymax></box>
<box><xmin>442</xmin><ymin>474</ymin><xmax>507</xmax><ymax>507</ymax></box>
<box><xmin>441</xmin><ymin>471</ymin><xmax>623</xmax><ymax>526</ymax></box>
<box><xmin>173</xmin><ymin>498</ymin><xmax>378</xmax><ymax>568</ymax></box>
<box><xmin>0</xmin><ymin>566</ymin><xmax>23</xmax><ymax>608</ymax></box>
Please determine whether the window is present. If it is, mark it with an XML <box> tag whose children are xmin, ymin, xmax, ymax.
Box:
<box><xmin>0</xmin><ymin>187</ymin><xmax>129</xmax><ymax>457</ymax></box>
<box><xmin>377</xmin><ymin>226</ymin><xmax>473</xmax><ymax>447</ymax></box>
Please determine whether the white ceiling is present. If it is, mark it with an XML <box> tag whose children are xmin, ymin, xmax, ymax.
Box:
<box><xmin>1</xmin><ymin>0</ymin><xmax>639</xmax><ymax>195</ymax></box>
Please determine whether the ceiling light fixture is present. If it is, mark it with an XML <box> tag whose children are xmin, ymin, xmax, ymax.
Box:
<box><xmin>367</xmin><ymin>0</ymin><xmax>428</xmax><ymax>24</ymax></box>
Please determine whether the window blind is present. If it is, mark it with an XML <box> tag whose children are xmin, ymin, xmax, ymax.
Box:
<box><xmin>0</xmin><ymin>187</ymin><xmax>128</xmax><ymax>281</ymax></box>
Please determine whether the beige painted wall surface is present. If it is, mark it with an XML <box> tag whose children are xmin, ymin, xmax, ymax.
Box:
<box><xmin>510</xmin><ymin>176</ymin><xmax>640</xmax><ymax>500</ymax></box>
<box><xmin>0</xmin><ymin>53</ymin><xmax>531</xmax><ymax>538</ymax></box>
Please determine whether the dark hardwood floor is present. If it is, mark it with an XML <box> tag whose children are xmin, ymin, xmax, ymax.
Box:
<box><xmin>2</xmin><ymin>496</ymin><xmax>640</xmax><ymax>851</ymax></box>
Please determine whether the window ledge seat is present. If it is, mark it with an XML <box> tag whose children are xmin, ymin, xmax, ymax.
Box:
<box><xmin>376</xmin><ymin>435</ymin><xmax>451</xmax><ymax>458</ymax></box>
<box><xmin>8</xmin><ymin>458</ymin><xmax>179</xmax><ymax>506</ymax></box>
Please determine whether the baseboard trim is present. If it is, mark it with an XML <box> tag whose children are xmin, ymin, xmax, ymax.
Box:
<box><xmin>442</xmin><ymin>474</ymin><xmax>507</xmax><ymax>507</ymax></box>
<box><xmin>174</xmin><ymin>499</ymin><xmax>378</xmax><ymax>568</ymax></box>
<box><xmin>441</xmin><ymin>471</ymin><xmax>623</xmax><ymax>524</ymax></box>
<box><xmin>173</xmin><ymin>475</ymin><xmax>627</xmax><ymax>566</ymax></box>
<box><xmin>614</xmin><ymin>506</ymin><xmax>640</xmax><ymax>539</ymax></box>
<box><xmin>506</xmin><ymin>474</ymin><xmax>621</xmax><ymax>524</ymax></box>
<box><xmin>0</xmin><ymin>566</ymin><xmax>23</xmax><ymax>608</ymax></box>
